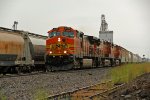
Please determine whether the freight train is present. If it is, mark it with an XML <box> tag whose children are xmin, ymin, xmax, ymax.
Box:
<box><xmin>45</xmin><ymin>26</ymin><xmax>142</xmax><ymax>71</ymax></box>
<box><xmin>0</xmin><ymin>27</ymin><xmax>47</xmax><ymax>74</ymax></box>
<box><xmin>0</xmin><ymin>26</ymin><xmax>142</xmax><ymax>74</ymax></box>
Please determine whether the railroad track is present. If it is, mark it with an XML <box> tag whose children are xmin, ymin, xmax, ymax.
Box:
<box><xmin>47</xmin><ymin>80</ymin><xmax>126</xmax><ymax>100</ymax></box>
<box><xmin>0</xmin><ymin>71</ymin><xmax>47</xmax><ymax>79</ymax></box>
<box><xmin>0</xmin><ymin>67</ymin><xmax>109</xmax><ymax>79</ymax></box>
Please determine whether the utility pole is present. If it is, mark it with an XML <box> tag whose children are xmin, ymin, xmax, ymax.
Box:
<box><xmin>12</xmin><ymin>21</ymin><xmax>18</xmax><ymax>30</ymax></box>
<box><xmin>143</xmin><ymin>54</ymin><xmax>146</xmax><ymax>62</ymax></box>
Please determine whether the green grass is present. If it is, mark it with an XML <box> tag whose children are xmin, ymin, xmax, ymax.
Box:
<box><xmin>33</xmin><ymin>89</ymin><xmax>48</xmax><ymax>100</ymax></box>
<box><xmin>0</xmin><ymin>91</ymin><xmax>7</xmax><ymax>100</ymax></box>
<box><xmin>109</xmin><ymin>63</ymin><xmax>150</xmax><ymax>84</ymax></box>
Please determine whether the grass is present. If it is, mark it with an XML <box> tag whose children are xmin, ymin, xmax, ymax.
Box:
<box><xmin>0</xmin><ymin>91</ymin><xmax>7</xmax><ymax>100</ymax></box>
<box><xmin>33</xmin><ymin>89</ymin><xmax>48</xmax><ymax>100</ymax></box>
<box><xmin>109</xmin><ymin>62</ymin><xmax>150</xmax><ymax>84</ymax></box>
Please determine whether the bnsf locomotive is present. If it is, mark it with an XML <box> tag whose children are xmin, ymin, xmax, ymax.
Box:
<box><xmin>45</xmin><ymin>26</ymin><xmax>141</xmax><ymax>71</ymax></box>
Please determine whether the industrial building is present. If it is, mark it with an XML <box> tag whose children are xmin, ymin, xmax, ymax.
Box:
<box><xmin>99</xmin><ymin>14</ymin><xmax>113</xmax><ymax>43</ymax></box>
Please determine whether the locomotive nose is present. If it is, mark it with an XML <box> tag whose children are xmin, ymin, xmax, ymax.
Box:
<box><xmin>54</xmin><ymin>37</ymin><xmax>68</xmax><ymax>54</ymax></box>
<box><xmin>56</xmin><ymin>44</ymin><xmax>61</xmax><ymax>48</ymax></box>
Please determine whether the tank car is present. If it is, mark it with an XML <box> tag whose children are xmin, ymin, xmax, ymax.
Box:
<box><xmin>0</xmin><ymin>27</ymin><xmax>47</xmax><ymax>74</ymax></box>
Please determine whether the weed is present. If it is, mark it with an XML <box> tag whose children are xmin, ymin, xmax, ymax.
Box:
<box><xmin>33</xmin><ymin>89</ymin><xmax>48</xmax><ymax>100</ymax></box>
<box><xmin>109</xmin><ymin>63</ymin><xmax>150</xmax><ymax>85</ymax></box>
<box><xmin>0</xmin><ymin>91</ymin><xmax>7</xmax><ymax>100</ymax></box>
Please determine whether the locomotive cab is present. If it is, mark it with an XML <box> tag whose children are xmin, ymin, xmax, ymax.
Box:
<box><xmin>46</xmin><ymin>27</ymin><xmax>75</xmax><ymax>56</ymax></box>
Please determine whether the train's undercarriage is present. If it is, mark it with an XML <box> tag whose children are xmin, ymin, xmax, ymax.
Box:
<box><xmin>0</xmin><ymin>55</ymin><xmax>122</xmax><ymax>74</ymax></box>
<box><xmin>101</xmin><ymin>57</ymin><xmax>121</xmax><ymax>67</ymax></box>
<box><xmin>45</xmin><ymin>55</ymin><xmax>74</xmax><ymax>71</ymax></box>
<box><xmin>45</xmin><ymin>54</ymin><xmax>121</xmax><ymax>71</ymax></box>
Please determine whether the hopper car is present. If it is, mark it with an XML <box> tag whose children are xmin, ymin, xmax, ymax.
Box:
<box><xmin>0</xmin><ymin>27</ymin><xmax>47</xmax><ymax>74</ymax></box>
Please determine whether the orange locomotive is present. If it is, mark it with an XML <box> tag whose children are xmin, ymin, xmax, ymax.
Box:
<box><xmin>45</xmin><ymin>26</ymin><xmax>101</xmax><ymax>71</ymax></box>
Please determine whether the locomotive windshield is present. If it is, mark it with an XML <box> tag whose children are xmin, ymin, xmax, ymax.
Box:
<box><xmin>49</xmin><ymin>32</ymin><xmax>60</xmax><ymax>38</ymax></box>
<box><xmin>62</xmin><ymin>32</ymin><xmax>74</xmax><ymax>38</ymax></box>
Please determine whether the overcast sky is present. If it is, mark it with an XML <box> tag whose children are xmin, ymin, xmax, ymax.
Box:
<box><xmin>0</xmin><ymin>0</ymin><xmax>150</xmax><ymax>57</ymax></box>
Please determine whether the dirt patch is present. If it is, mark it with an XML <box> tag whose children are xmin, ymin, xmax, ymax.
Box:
<box><xmin>108</xmin><ymin>73</ymin><xmax>150</xmax><ymax>100</ymax></box>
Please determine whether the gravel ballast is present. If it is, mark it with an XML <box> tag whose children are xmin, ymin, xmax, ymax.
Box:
<box><xmin>0</xmin><ymin>68</ymin><xmax>110</xmax><ymax>99</ymax></box>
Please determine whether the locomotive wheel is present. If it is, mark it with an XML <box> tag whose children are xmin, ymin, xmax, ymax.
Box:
<box><xmin>2</xmin><ymin>67</ymin><xmax>9</xmax><ymax>75</ymax></box>
<box><xmin>26</xmin><ymin>66</ymin><xmax>31</xmax><ymax>73</ymax></box>
<box><xmin>16</xmin><ymin>67</ymin><xmax>22</xmax><ymax>74</ymax></box>
<box><xmin>10</xmin><ymin>67</ymin><xmax>16</xmax><ymax>74</ymax></box>
<box><xmin>45</xmin><ymin>65</ymin><xmax>53</xmax><ymax>72</ymax></box>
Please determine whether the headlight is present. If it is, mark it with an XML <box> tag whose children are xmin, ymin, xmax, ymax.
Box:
<box><xmin>64</xmin><ymin>50</ymin><xmax>67</xmax><ymax>53</ymax></box>
<box><xmin>58</xmin><ymin>38</ymin><xmax>61</xmax><ymax>42</ymax></box>
<box><xmin>50</xmin><ymin>51</ymin><xmax>52</xmax><ymax>54</ymax></box>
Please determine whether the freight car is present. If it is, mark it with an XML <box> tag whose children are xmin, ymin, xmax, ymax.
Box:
<box><xmin>119</xmin><ymin>47</ymin><xmax>142</xmax><ymax>64</ymax></box>
<box><xmin>0</xmin><ymin>27</ymin><xmax>47</xmax><ymax>74</ymax></box>
<box><xmin>45</xmin><ymin>26</ymin><xmax>124</xmax><ymax>71</ymax></box>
